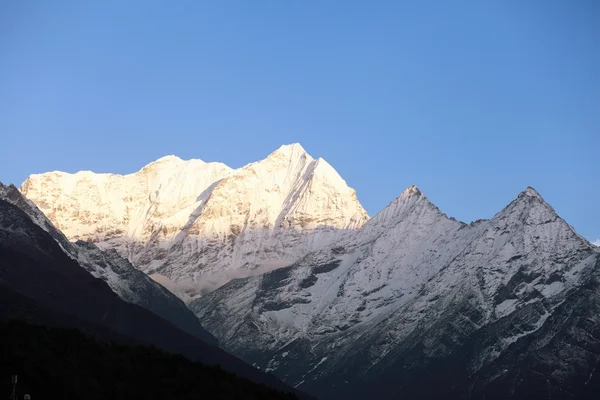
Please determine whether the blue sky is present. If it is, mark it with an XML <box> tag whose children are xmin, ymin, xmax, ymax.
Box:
<box><xmin>1</xmin><ymin>1</ymin><xmax>598</xmax><ymax>242</ymax></box>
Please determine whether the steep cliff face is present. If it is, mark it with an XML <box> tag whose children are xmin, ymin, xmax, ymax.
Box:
<box><xmin>0</xmin><ymin>182</ymin><xmax>215</xmax><ymax>344</ymax></box>
<box><xmin>74</xmin><ymin>240</ymin><xmax>216</xmax><ymax>344</ymax></box>
<box><xmin>21</xmin><ymin>144</ymin><xmax>368</xmax><ymax>299</ymax></box>
<box><xmin>190</xmin><ymin>186</ymin><xmax>600</xmax><ymax>399</ymax></box>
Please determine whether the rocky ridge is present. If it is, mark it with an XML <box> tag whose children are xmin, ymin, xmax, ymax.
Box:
<box><xmin>0</xmin><ymin>182</ymin><xmax>215</xmax><ymax>343</ymax></box>
<box><xmin>190</xmin><ymin>186</ymin><xmax>600</xmax><ymax>399</ymax></box>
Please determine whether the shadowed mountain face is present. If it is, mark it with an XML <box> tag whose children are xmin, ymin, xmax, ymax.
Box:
<box><xmin>0</xmin><ymin>181</ymin><xmax>216</xmax><ymax>345</ymax></box>
<box><xmin>0</xmin><ymin>198</ymin><xmax>308</xmax><ymax>398</ymax></box>
<box><xmin>191</xmin><ymin>187</ymin><xmax>600</xmax><ymax>399</ymax></box>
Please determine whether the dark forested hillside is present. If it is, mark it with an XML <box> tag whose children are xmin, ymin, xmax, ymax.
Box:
<box><xmin>0</xmin><ymin>321</ymin><xmax>298</xmax><ymax>400</ymax></box>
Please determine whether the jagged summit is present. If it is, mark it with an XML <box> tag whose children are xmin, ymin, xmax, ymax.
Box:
<box><xmin>1</xmin><ymin>182</ymin><xmax>17</xmax><ymax>190</ymax></box>
<box><xmin>148</xmin><ymin>154</ymin><xmax>187</xmax><ymax>164</ymax></box>
<box><xmin>363</xmin><ymin>184</ymin><xmax>437</xmax><ymax>229</ymax></box>
<box><xmin>189</xmin><ymin>179</ymin><xmax>597</xmax><ymax>400</ymax></box>
<box><xmin>139</xmin><ymin>154</ymin><xmax>214</xmax><ymax>174</ymax></box>
<box><xmin>514</xmin><ymin>186</ymin><xmax>548</xmax><ymax>204</ymax></box>
<box><xmin>260</xmin><ymin>143</ymin><xmax>312</xmax><ymax>170</ymax></box>
<box><xmin>493</xmin><ymin>185</ymin><xmax>557</xmax><ymax>223</ymax></box>
<box><xmin>142</xmin><ymin>154</ymin><xmax>216</xmax><ymax>169</ymax></box>
<box><xmin>0</xmin><ymin>182</ymin><xmax>23</xmax><ymax>201</ymax></box>
<box><xmin>22</xmin><ymin>144</ymin><xmax>368</xmax><ymax>299</ymax></box>
<box><xmin>400</xmin><ymin>184</ymin><xmax>422</xmax><ymax>198</ymax></box>
<box><xmin>514</xmin><ymin>185</ymin><xmax>547</xmax><ymax>202</ymax></box>
<box><xmin>274</xmin><ymin>142</ymin><xmax>308</xmax><ymax>154</ymax></box>
<box><xmin>0</xmin><ymin>182</ymin><xmax>16</xmax><ymax>201</ymax></box>
<box><xmin>156</xmin><ymin>154</ymin><xmax>183</xmax><ymax>161</ymax></box>
<box><xmin>523</xmin><ymin>185</ymin><xmax>542</xmax><ymax>197</ymax></box>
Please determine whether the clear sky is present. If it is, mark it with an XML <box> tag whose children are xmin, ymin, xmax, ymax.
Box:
<box><xmin>1</xmin><ymin>1</ymin><xmax>599</xmax><ymax>243</ymax></box>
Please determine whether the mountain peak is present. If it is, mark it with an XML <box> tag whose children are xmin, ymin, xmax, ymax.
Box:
<box><xmin>149</xmin><ymin>155</ymin><xmax>187</xmax><ymax>165</ymax></box>
<box><xmin>0</xmin><ymin>181</ymin><xmax>15</xmax><ymax>193</ymax></box>
<box><xmin>400</xmin><ymin>185</ymin><xmax>422</xmax><ymax>198</ymax></box>
<box><xmin>278</xmin><ymin>143</ymin><xmax>307</xmax><ymax>153</ymax></box>
<box><xmin>521</xmin><ymin>186</ymin><xmax>542</xmax><ymax>199</ymax></box>
<box><xmin>0</xmin><ymin>182</ymin><xmax>22</xmax><ymax>204</ymax></box>
<box><xmin>258</xmin><ymin>143</ymin><xmax>314</xmax><ymax>171</ymax></box>
<box><xmin>492</xmin><ymin>185</ymin><xmax>562</xmax><ymax>229</ymax></box>
<box><xmin>268</xmin><ymin>143</ymin><xmax>310</xmax><ymax>160</ymax></box>
<box><xmin>366</xmin><ymin>185</ymin><xmax>443</xmax><ymax>230</ymax></box>
<box><xmin>511</xmin><ymin>186</ymin><xmax>551</xmax><ymax>209</ymax></box>
<box><xmin>140</xmin><ymin>155</ymin><xmax>210</xmax><ymax>173</ymax></box>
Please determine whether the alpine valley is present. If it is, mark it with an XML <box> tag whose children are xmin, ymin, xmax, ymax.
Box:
<box><xmin>10</xmin><ymin>144</ymin><xmax>600</xmax><ymax>399</ymax></box>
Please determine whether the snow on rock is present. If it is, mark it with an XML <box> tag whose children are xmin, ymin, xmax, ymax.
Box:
<box><xmin>20</xmin><ymin>155</ymin><xmax>232</xmax><ymax>257</ymax></box>
<box><xmin>21</xmin><ymin>144</ymin><xmax>369</xmax><ymax>299</ymax></box>
<box><xmin>190</xmin><ymin>185</ymin><xmax>600</xmax><ymax>399</ymax></box>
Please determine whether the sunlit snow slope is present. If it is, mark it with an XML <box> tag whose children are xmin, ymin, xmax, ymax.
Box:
<box><xmin>21</xmin><ymin>144</ymin><xmax>368</xmax><ymax>300</ymax></box>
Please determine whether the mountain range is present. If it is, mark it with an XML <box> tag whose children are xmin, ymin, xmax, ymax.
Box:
<box><xmin>21</xmin><ymin>144</ymin><xmax>367</xmax><ymax>301</ymax></box>
<box><xmin>191</xmin><ymin>184</ymin><xmax>600</xmax><ymax>399</ymax></box>
<box><xmin>5</xmin><ymin>143</ymin><xmax>600</xmax><ymax>399</ymax></box>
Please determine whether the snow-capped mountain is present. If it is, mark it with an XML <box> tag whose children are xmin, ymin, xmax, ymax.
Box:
<box><xmin>18</xmin><ymin>143</ymin><xmax>600</xmax><ymax>398</ymax></box>
<box><xmin>0</xmin><ymin>182</ymin><xmax>215</xmax><ymax>343</ymax></box>
<box><xmin>20</xmin><ymin>153</ymin><xmax>233</xmax><ymax>261</ymax></box>
<box><xmin>190</xmin><ymin>186</ymin><xmax>600</xmax><ymax>399</ymax></box>
<box><xmin>21</xmin><ymin>144</ymin><xmax>368</xmax><ymax>300</ymax></box>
